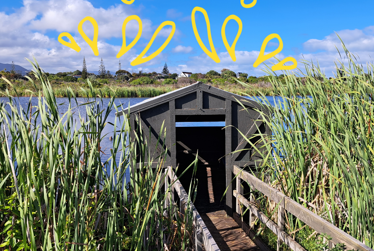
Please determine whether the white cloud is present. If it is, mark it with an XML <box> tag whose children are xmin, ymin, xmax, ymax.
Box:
<box><xmin>0</xmin><ymin>0</ymin><xmax>176</xmax><ymax>73</ymax></box>
<box><xmin>27</xmin><ymin>0</ymin><xmax>154</xmax><ymax>39</ymax></box>
<box><xmin>303</xmin><ymin>28</ymin><xmax>374</xmax><ymax>52</ymax></box>
<box><xmin>172</xmin><ymin>45</ymin><xmax>193</xmax><ymax>53</ymax></box>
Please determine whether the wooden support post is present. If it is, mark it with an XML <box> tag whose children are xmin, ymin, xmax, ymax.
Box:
<box><xmin>249</xmin><ymin>192</ymin><xmax>256</xmax><ymax>228</ymax></box>
<box><xmin>169</xmin><ymin>100</ymin><xmax>176</xmax><ymax>168</ymax></box>
<box><xmin>277</xmin><ymin>196</ymin><xmax>285</xmax><ymax>251</ymax></box>
<box><xmin>236</xmin><ymin>175</ymin><xmax>243</xmax><ymax>222</ymax></box>
<box><xmin>225</xmin><ymin>99</ymin><xmax>233</xmax><ymax>216</ymax></box>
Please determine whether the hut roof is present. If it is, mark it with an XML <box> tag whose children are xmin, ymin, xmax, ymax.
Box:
<box><xmin>116</xmin><ymin>82</ymin><xmax>263</xmax><ymax>116</ymax></box>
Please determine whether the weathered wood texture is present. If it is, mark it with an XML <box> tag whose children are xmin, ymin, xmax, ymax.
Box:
<box><xmin>167</xmin><ymin>167</ymin><xmax>220</xmax><ymax>251</ymax></box>
<box><xmin>201</xmin><ymin>210</ymin><xmax>260</xmax><ymax>251</ymax></box>
<box><xmin>233</xmin><ymin>165</ymin><xmax>374</xmax><ymax>251</ymax></box>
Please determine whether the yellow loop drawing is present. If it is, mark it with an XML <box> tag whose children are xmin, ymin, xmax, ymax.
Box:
<box><xmin>78</xmin><ymin>16</ymin><xmax>99</xmax><ymax>56</ymax></box>
<box><xmin>241</xmin><ymin>0</ymin><xmax>257</xmax><ymax>8</ymax></box>
<box><xmin>58</xmin><ymin>32</ymin><xmax>81</xmax><ymax>53</ymax></box>
<box><xmin>121</xmin><ymin>0</ymin><xmax>134</xmax><ymax>4</ymax></box>
<box><xmin>222</xmin><ymin>15</ymin><xmax>242</xmax><ymax>62</ymax></box>
<box><xmin>192</xmin><ymin>7</ymin><xmax>220</xmax><ymax>63</ymax></box>
<box><xmin>272</xmin><ymin>57</ymin><xmax>297</xmax><ymax>71</ymax></box>
<box><xmin>253</xmin><ymin>33</ymin><xmax>283</xmax><ymax>68</ymax></box>
<box><xmin>117</xmin><ymin>15</ymin><xmax>142</xmax><ymax>59</ymax></box>
<box><xmin>131</xmin><ymin>21</ymin><xmax>176</xmax><ymax>66</ymax></box>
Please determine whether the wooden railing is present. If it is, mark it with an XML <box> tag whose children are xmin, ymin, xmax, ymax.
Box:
<box><xmin>233</xmin><ymin>165</ymin><xmax>374</xmax><ymax>251</ymax></box>
<box><xmin>165</xmin><ymin>166</ymin><xmax>220</xmax><ymax>251</ymax></box>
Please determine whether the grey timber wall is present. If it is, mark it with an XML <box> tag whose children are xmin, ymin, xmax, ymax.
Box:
<box><xmin>117</xmin><ymin>82</ymin><xmax>271</xmax><ymax>215</ymax></box>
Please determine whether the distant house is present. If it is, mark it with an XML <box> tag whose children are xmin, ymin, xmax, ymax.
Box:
<box><xmin>178</xmin><ymin>72</ymin><xmax>192</xmax><ymax>78</ymax></box>
<box><xmin>237</xmin><ymin>72</ymin><xmax>243</xmax><ymax>78</ymax></box>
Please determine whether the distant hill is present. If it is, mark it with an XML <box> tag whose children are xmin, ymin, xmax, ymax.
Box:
<box><xmin>0</xmin><ymin>63</ymin><xmax>30</xmax><ymax>75</ymax></box>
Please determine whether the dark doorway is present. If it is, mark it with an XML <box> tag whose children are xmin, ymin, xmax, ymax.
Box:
<box><xmin>176</xmin><ymin>126</ymin><xmax>226</xmax><ymax>213</ymax></box>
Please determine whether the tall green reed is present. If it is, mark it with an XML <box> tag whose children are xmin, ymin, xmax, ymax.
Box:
<box><xmin>0</xmin><ymin>59</ymin><xmax>197</xmax><ymax>250</ymax></box>
<box><xmin>239</xmin><ymin>39</ymin><xmax>374</xmax><ymax>248</ymax></box>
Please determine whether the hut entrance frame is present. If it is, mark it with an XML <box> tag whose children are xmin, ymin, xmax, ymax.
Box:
<box><xmin>117</xmin><ymin>82</ymin><xmax>270</xmax><ymax>216</ymax></box>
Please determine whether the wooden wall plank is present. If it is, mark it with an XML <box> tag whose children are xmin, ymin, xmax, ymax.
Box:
<box><xmin>176</xmin><ymin>92</ymin><xmax>197</xmax><ymax>109</ymax></box>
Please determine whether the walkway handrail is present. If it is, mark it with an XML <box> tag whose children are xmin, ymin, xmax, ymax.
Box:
<box><xmin>166</xmin><ymin>166</ymin><xmax>220</xmax><ymax>251</ymax></box>
<box><xmin>233</xmin><ymin>165</ymin><xmax>374</xmax><ymax>251</ymax></box>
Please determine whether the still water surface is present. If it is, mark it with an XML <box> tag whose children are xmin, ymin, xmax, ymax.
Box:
<box><xmin>0</xmin><ymin>96</ymin><xmax>283</xmax><ymax>164</ymax></box>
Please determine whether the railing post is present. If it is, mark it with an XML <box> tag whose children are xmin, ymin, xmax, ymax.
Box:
<box><xmin>236</xmin><ymin>173</ymin><xmax>243</xmax><ymax>222</ymax></box>
<box><xmin>195</xmin><ymin>227</ymin><xmax>203</xmax><ymax>251</ymax></box>
<box><xmin>277</xmin><ymin>194</ymin><xmax>285</xmax><ymax>251</ymax></box>
<box><xmin>249</xmin><ymin>192</ymin><xmax>256</xmax><ymax>228</ymax></box>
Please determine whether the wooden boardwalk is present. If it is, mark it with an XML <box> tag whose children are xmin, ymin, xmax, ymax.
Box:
<box><xmin>201</xmin><ymin>210</ymin><xmax>260</xmax><ymax>251</ymax></box>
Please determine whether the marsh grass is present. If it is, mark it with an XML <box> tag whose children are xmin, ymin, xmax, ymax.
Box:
<box><xmin>0</xmin><ymin>76</ymin><xmax>316</xmax><ymax>98</ymax></box>
<box><xmin>0</xmin><ymin>59</ymin><xmax>197</xmax><ymax>250</ymax></box>
<box><xmin>237</xmin><ymin>38</ymin><xmax>374</xmax><ymax>250</ymax></box>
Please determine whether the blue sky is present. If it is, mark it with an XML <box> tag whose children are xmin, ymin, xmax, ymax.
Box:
<box><xmin>0</xmin><ymin>0</ymin><xmax>374</xmax><ymax>76</ymax></box>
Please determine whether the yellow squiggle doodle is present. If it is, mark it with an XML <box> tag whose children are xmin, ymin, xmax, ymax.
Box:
<box><xmin>253</xmin><ymin>33</ymin><xmax>283</xmax><ymax>68</ymax></box>
<box><xmin>117</xmin><ymin>15</ymin><xmax>142</xmax><ymax>59</ymax></box>
<box><xmin>121</xmin><ymin>0</ymin><xmax>134</xmax><ymax>4</ymax></box>
<box><xmin>253</xmin><ymin>33</ymin><xmax>297</xmax><ymax>71</ymax></box>
<box><xmin>78</xmin><ymin>17</ymin><xmax>99</xmax><ymax>56</ymax></box>
<box><xmin>221</xmin><ymin>15</ymin><xmax>242</xmax><ymax>62</ymax></box>
<box><xmin>272</xmin><ymin>57</ymin><xmax>297</xmax><ymax>71</ymax></box>
<box><xmin>58</xmin><ymin>32</ymin><xmax>81</xmax><ymax>52</ymax></box>
<box><xmin>192</xmin><ymin>7</ymin><xmax>220</xmax><ymax>63</ymax></box>
<box><xmin>131</xmin><ymin>21</ymin><xmax>176</xmax><ymax>66</ymax></box>
<box><xmin>241</xmin><ymin>0</ymin><xmax>257</xmax><ymax>8</ymax></box>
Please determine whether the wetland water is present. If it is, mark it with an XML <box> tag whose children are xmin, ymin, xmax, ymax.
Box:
<box><xmin>0</xmin><ymin>96</ymin><xmax>283</xmax><ymax>173</ymax></box>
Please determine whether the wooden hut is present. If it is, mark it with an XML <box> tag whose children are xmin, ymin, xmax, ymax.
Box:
<box><xmin>116</xmin><ymin>82</ymin><xmax>271</xmax><ymax>215</ymax></box>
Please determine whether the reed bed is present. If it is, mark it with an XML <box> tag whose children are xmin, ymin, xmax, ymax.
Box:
<box><xmin>0</xmin><ymin>60</ymin><xmax>197</xmax><ymax>250</ymax></box>
<box><xmin>0</xmin><ymin>78</ymin><xmax>314</xmax><ymax>98</ymax></box>
<box><xmin>241</xmin><ymin>40</ymin><xmax>374</xmax><ymax>249</ymax></box>
<box><xmin>1</xmin><ymin>84</ymin><xmax>173</xmax><ymax>98</ymax></box>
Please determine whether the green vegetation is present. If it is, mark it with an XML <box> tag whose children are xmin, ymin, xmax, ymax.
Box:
<box><xmin>0</xmin><ymin>59</ymin><xmax>197</xmax><ymax>250</ymax></box>
<box><xmin>0</xmin><ymin>56</ymin><xmax>314</xmax><ymax>98</ymax></box>
<box><xmin>63</xmin><ymin>75</ymin><xmax>77</xmax><ymax>82</ymax></box>
<box><xmin>240</xmin><ymin>40</ymin><xmax>374</xmax><ymax>250</ymax></box>
<box><xmin>130</xmin><ymin>76</ymin><xmax>155</xmax><ymax>85</ymax></box>
<box><xmin>162</xmin><ymin>78</ymin><xmax>176</xmax><ymax>85</ymax></box>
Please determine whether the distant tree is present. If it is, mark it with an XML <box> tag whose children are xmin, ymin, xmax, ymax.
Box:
<box><xmin>106</xmin><ymin>70</ymin><xmax>112</xmax><ymax>78</ymax></box>
<box><xmin>116</xmin><ymin>70</ymin><xmax>131</xmax><ymax>81</ymax></box>
<box><xmin>82</xmin><ymin>57</ymin><xmax>88</xmax><ymax>80</ymax></box>
<box><xmin>56</xmin><ymin>72</ymin><xmax>67</xmax><ymax>78</ymax></box>
<box><xmin>170</xmin><ymin>73</ymin><xmax>178</xmax><ymax>79</ymax></box>
<box><xmin>239</xmin><ymin>73</ymin><xmax>248</xmax><ymax>78</ymax></box>
<box><xmin>206</xmin><ymin>70</ymin><xmax>220</xmax><ymax>78</ymax></box>
<box><xmin>11</xmin><ymin>61</ymin><xmax>15</xmax><ymax>74</ymax></box>
<box><xmin>222</xmin><ymin>70</ymin><xmax>236</xmax><ymax>79</ymax></box>
<box><xmin>98</xmin><ymin>58</ymin><xmax>106</xmax><ymax>78</ymax></box>
<box><xmin>162</xmin><ymin>63</ymin><xmax>169</xmax><ymax>75</ymax></box>
<box><xmin>73</xmin><ymin>70</ymin><xmax>82</xmax><ymax>75</ymax></box>
<box><xmin>63</xmin><ymin>76</ymin><xmax>77</xmax><ymax>82</ymax></box>
<box><xmin>221</xmin><ymin>68</ymin><xmax>230</xmax><ymax>74</ymax></box>
<box><xmin>190</xmin><ymin>73</ymin><xmax>198</xmax><ymax>81</ymax></box>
